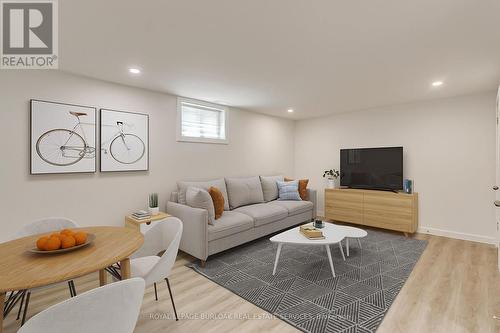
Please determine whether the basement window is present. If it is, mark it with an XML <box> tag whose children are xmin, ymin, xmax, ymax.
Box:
<box><xmin>176</xmin><ymin>97</ymin><xmax>228</xmax><ymax>144</ymax></box>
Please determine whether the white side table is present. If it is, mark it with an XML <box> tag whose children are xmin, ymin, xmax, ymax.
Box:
<box><xmin>125</xmin><ymin>211</ymin><xmax>171</xmax><ymax>234</ymax></box>
<box><xmin>336</xmin><ymin>225</ymin><xmax>368</xmax><ymax>256</ymax></box>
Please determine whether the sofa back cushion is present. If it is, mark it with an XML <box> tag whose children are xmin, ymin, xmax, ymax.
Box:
<box><xmin>225</xmin><ymin>176</ymin><xmax>265</xmax><ymax>209</ymax></box>
<box><xmin>259</xmin><ymin>175</ymin><xmax>284</xmax><ymax>202</ymax></box>
<box><xmin>277</xmin><ymin>180</ymin><xmax>302</xmax><ymax>201</ymax></box>
<box><xmin>186</xmin><ymin>187</ymin><xmax>216</xmax><ymax>225</ymax></box>
<box><xmin>177</xmin><ymin>178</ymin><xmax>229</xmax><ymax>210</ymax></box>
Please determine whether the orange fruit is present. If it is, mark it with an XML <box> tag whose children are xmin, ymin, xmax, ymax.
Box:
<box><xmin>45</xmin><ymin>236</ymin><xmax>61</xmax><ymax>251</ymax></box>
<box><xmin>50</xmin><ymin>233</ymin><xmax>63</xmax><ymax>240</ymax></box>
<box><xmin>60</xmin><ymin>229</ymin><xmax>74</xmax><ymax>236</ymax></box>
<box><xmin>74</xmin><ymin>232</ymin><xmax>87</xmax><ymax>245</ymax></box>
<box><xmin>36</xmin><ymin>236</ymin><xmax>49</xmax><ymax>250</ymax></box>
<box><xmin>61</xmin><ymin>235</ymin><xmax>76</xmax><ymax>249</ymax></box>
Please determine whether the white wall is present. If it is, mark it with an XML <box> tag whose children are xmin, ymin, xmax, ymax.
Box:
<box><xmin>0</xmin><ymin>71</ymin><xmax>295</xmax><ymax>242</ymax></box>
<box><xmin>294</xmin><ymin>93</ymin><xmax>497</xmax><ymax>244</ymax></box>
<box><xmin>0</xmin><ymin>70</ymin><xmax>496</xmax><ymax>245</ymax></box>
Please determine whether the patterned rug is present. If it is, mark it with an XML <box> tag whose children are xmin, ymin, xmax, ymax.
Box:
<box><xmin>188</xmin><ymin>227</ymin><xmax>427</xmax><ymax>333</ymax></box>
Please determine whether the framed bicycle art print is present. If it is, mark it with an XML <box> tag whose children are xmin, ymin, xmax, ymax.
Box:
<box><xmin>99</xmin><ymin>109</ymin><xmax>149</xmax><ymax>172</ymax></box>
<box><xmin>30</xmin><ymin>100</ymin><xmax>97</xmax><ymax>174</ymax></box>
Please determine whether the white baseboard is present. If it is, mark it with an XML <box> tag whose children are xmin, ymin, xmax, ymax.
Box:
<box><xmin>417</xmin><ymin>226</ymin><xmax>498</xmax><ymax>246</ymax></box>
<box><xmin>318</xmin><ymin>209</ymin><xmax>497</xmax><ymax>246</ymax></box>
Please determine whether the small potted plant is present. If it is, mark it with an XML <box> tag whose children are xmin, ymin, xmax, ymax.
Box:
<box><xmin>323</xmin><ymin>169</ymin><xmax>340</xmax><ymax>189</ymax></box>
<box><xmin>148</xmin><ymin>193</ymin><xmax>159</xmax><ymax>216</ymax></box>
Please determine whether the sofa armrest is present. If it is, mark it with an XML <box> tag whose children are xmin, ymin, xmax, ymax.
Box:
<box><xmin>307</xmin><ymin>189</ymin><xmax>317</xmax><ymax>219</ymax></box>
<box><xmin>167</xmin><ymin>201</ymin><xmax>209</xmax><ymax>261</ymax></box>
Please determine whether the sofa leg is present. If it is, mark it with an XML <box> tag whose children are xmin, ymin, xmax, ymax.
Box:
<box><xmin>200</xmin><ymin>260</ymin><xmax>206</xmax><ymax>268</ymax></box>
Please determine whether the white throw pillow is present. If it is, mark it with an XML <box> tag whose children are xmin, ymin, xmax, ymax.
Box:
<box><xmin>186</xmin><ymin>187</ymin><xmax>216</xmax><ymax>225</ymax></box>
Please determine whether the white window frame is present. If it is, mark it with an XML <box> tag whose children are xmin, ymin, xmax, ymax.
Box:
<box><xmin>176</xmin><ymin>97</ymin><xmax>229</xmax><ymax>144</ymax></box>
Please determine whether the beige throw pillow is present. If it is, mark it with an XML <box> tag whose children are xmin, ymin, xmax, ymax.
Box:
<box><xmin>177</xmin><ymin>178</ymin><xmax>230</xmax><ymax>210</ymax></box>
<box><xmin>260</xmin><ymin>175</ymin><xmax>284</xmax><ymax>202</ymax></box>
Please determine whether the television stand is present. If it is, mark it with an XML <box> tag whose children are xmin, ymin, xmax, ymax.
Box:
<box><xmin>324</xmin><ymin>188</ymin><xmax>418</xmax><ymax>234</ymax></box>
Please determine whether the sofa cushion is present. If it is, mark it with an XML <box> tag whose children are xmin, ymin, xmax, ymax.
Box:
<box><xmin>225</xmin><ymin>176</ymin><xmax>265</xmax><ymax>209</ymax></box>
<box><xmin>186</xmin><ymin>187</ymin><xmax>215</xmax><ymax>225</ymax></box>
<box><xmin>208</xmin><ymin>211</ymin><xmax>254</xmax><ymax>241</ymax></box>
<box><xmin>234</xmin><ymin>203</ymin><xmax>288</xmax><ymax>227</ymax></box>
<box><xmin>269</xmin><ymin>200</ymin><xmax>313</xmax><ymax>216</ymax></box>
<box><xmin>177</xmin><ymin>179</ymin><xmax>229</xmax><ymax>210</ymax></box>
<box><xmin>260</xmin><ymin>175</ymin><xmax>284</xmax><ymax>202</ymax></box>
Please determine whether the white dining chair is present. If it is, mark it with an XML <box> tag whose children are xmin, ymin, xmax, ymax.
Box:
<box><xmin>124</xmin><ymin>217</ymin><xmax>183</xmax><ymax>321</ymax></box>
<box><xmin>16</xmin><ymin>217</ymin><xmax>79</xmax><ymax>238</ymax></box>
<box><xmin>6</xmin><ymin>217</ymin><xmax>79</xmax><ymax>325</ymax></box>
<box><xmin>17</xmin><ymin>278</ymin><xmax>146</xmax><ymax>333</ymax></box>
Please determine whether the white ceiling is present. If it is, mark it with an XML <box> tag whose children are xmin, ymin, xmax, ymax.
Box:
<box><xmin>60</xmin><ymin>0</ymin><xmax>500</xmax><ymax>119</ymax></box>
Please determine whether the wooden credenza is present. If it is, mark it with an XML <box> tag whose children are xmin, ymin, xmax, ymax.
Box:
<box><xmin>325</xmin><ymin>188</ymin><xmax>418</xmax><ymax>234</ymax></box>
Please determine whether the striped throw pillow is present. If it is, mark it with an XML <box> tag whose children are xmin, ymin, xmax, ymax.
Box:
<box><xmin>277</xmin><ymin>180</ymin><xmax>302</xmax><ymax>201</ymax></box>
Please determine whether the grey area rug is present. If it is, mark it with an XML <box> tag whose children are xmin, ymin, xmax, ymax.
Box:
<box><xmin>188</xmin><ymin>228</ymin><xmax>427</xmax><ymax>333</ymax></box>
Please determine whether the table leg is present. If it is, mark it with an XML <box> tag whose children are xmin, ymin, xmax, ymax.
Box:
<box><xmin>120</xmin><ymin>258</ymin><xmax>131</xmax><ymax>279</ymax></box>
<box><xmin>338</xmin><ymin>242</ymin><xmax>346</xmax><ymax>261</ymax></box>
<box><xmin>99</xmin><ymin>269</ymin><xmax>108</xmax><ymax>286</ymax></box>
<box><xmin>1</xmin><ymin>292</ymin><xmax>5</xmax><ymax>333</ymax></box>
<box><xmin>357</xmin><ymin>238</ymin><xmax>362</xmax><ymax>249</ymax></box>
<box><xmin>325</xmin><ymin>245</ymin><xmax>336</xmax><ymax>277</ymax></box>
<box><xmin>272</xmin><ymin>243</ymin><xmax>283</xmax><ymax>275</ymax></box>
<box><xmin>346</xmin><ymin>238</ymin><xmax>350</xmax><ymax>257</ymax></box>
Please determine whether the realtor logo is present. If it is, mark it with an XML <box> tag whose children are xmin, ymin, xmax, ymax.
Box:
<box><xmin>1</xmin><ymin>0</ymin><xmax>58</xmax><ymax>69</ymax></box>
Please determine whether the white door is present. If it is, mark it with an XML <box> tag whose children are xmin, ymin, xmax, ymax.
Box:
<box><xmin>496</xmin><ymin>86</ymin><xmax>500</xmax><ymax>271</ymax></box>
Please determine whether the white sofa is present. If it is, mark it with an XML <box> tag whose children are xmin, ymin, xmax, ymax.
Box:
<box><xmin>166</xmin><ymin>176</ymin><xmax>317</xmax><ymax>264</ymax></box>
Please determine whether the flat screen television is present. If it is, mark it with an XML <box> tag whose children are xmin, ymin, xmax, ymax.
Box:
<box><xmin>340</xmin><ymin>147</ymin><xmax>403</xmax><ymax>191</ymax></box>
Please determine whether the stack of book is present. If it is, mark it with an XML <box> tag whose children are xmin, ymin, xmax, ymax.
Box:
<box><xmin>131</xmin><ymin>210</ymin><xmax>151</xmax><ymax>220</ymax></box>
<box><xmin>299</xmin><ymin>224</ymin><xmax>325</xmax><ymax>240</ymax></box>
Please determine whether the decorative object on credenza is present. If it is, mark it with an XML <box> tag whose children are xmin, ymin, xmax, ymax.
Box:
<box><xmin>100</xmin><ymin>109</ymin><xmax>149</xmax><ymax>172</ymax></box>
<box><xmin>323</xmin><ymin>168</ymin><xmax>340</xmax><ymax>188</ymax></box>
<box><xmin>30</xmin><ymin>99</ymin><xmax>97</xmax><ymax>174</ymax></box>
<box><xmin>403</xmin><ymin>179</ymin><xmax>413</xmax><ymax>194</ymax></box>
<box><xmin>148</xmin><ymin>193</ymin><xmax>159</xmax><ymax>216</ymax></box>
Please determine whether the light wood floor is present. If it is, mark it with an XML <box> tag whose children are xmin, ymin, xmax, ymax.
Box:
<box><xmin>3</xmin><ymin>234</ymin><xmax>500</xmax><ymax>333</ymax></box>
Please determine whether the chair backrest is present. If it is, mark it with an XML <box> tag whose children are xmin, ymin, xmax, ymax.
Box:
<box><xmin>141</xmin><ymin>218</ymin><xmax>183</xmax><ymax>286</ymax></box>
<box><xmin>18</xmin><ymin>278</ymin><xmax>145</xmax><ymax>333</ymax></box>
<box><xmin>16</xmin><ymin>217</ymin><xmax>79</xmax><ymax>238</ymax></box>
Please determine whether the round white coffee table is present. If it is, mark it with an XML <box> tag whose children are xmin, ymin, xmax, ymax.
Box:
<box><xmin>270</xmin><ymin>223</ymin><xmax>346</xmax><ymax>277</ymax></box>
<box><xmin>336</xmin><ymin>225</ymin><xmax>368</xmax><ymax>256</ymax></box>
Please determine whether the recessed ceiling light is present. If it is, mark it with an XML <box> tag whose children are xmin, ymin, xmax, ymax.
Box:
<box><xmin>128</xmin><ymin>68</ymin><xmax>141</xmax><ymax>74</ymax></box>
<box><xmin>287</xmin><ymin>109</ymin><xmax>294</xmax><ymax>113</ymax></box>
<box><xmin>432</xmin><ymin>81</ymin><xmax>443</xmax><ymax>87</ymax></box>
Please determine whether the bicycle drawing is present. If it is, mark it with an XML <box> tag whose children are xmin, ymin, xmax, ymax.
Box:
<box><xmin>36</xmin><ymin>111</ymin><xmax>146</xmax><ymax>166</ymax></box>
<box><xmin>31</xmin><ymin>100</ymin><xmax>97</xmax><ymax>174</ymax></box>
<box><xmin>99</xmin><ymin>109</ymin><xmax>149</xmax><ymax>172</ymax></box>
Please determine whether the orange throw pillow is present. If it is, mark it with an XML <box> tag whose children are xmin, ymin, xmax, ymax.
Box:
<box><xmin>208</xmin><ymin>186</ymin><xmax>224</xmax><ymax>219</ymax></box>
<box><xmin>285</xmin><ymin>177</ymin><xmax>309</xmax><ymax>200</ymax></box>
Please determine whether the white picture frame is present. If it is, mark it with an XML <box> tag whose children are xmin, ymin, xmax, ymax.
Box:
<box><xmin>99</xmin><ymin>109</ymin><xmax>149</xmax><ymax>172</ymax></box>
<box><xmin>30</xmin><ymin>99</ymin><xmax>96</xmax><ymax>174</ymax></box>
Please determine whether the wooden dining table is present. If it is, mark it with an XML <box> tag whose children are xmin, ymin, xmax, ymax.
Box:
<box><xmin>0</xmin><ymin>226</ymin><xmax>144</xmax><ymax>333</ymax></box>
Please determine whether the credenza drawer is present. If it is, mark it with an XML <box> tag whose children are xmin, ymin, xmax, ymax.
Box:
<box><xmin>325</xmin><ymin>190</ymin><xmax>363</xmax><ymax>224</ymax></box>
